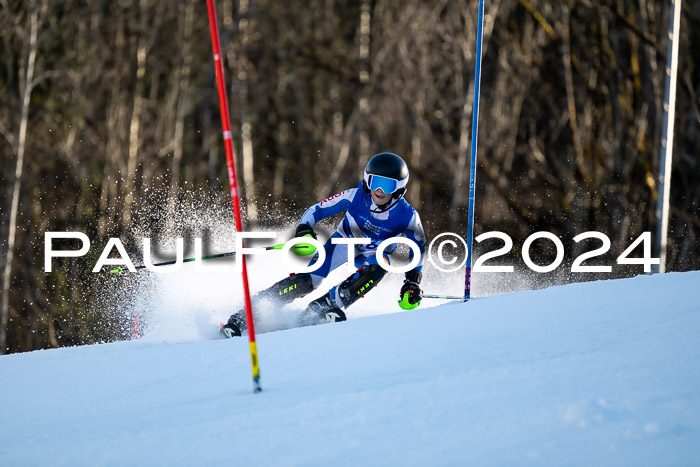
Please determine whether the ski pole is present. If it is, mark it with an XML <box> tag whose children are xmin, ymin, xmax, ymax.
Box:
<box><xmin>422</xmin><ymin>294</ymin><xmax>464</xmax><ymax>300</ymax></box>
<box><xmin>108</xmin><ymin>243</ymin><xmax>313</xmax><ymax>273</ymax></box>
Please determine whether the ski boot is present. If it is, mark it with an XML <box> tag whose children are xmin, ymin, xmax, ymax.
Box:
<box><xmin>306</xmin><ymin>293</ymin><xmax>347</xmax><ymax>322</ymax></box>
<box><xmin>221</xmin><ymin>272</ymin><xmax>315</xmax><ymax>338</ymax></box>
<box><xmin>220</xmin><ymin>313</ymin><xmax>244</xmax><ymax>338</ymax></box>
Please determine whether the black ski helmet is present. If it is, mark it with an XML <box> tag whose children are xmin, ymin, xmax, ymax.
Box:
<box><xmin>362</xmin><ymin>152</ymin><xmax>409</xmax><ymax>211</ymax></box>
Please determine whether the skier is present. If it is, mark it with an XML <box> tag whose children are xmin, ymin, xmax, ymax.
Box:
<box><xmin>221</xmin><ymin>152</ymin><xmax>426</xmax><ymax>338</ymax></box>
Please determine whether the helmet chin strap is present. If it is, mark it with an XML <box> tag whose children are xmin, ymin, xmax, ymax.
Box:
<box><xmin>365</xmin><ymin>192</ymin><xmax>402</xmax><ymax>213</ymax></box>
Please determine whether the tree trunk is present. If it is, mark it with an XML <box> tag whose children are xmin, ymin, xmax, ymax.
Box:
<box><xmin>238</xmin><ymin>0</ymin><xmax>258</xmax><ymax>227</ymax></box>
<box><xmin>122</xmin><ymin>0</ymin><xmax>154</xmax><ymax>227</ymax></box>
<box><xmin>169</xmin><ymin>0</ymin><xmax>195</xmax><ymax>218</ymax></box>
<box><xmin>1</xmin><ymin>6</ymin><xmax>39</xmax><ymax>355</ymax></box>
<box><xmin>357</xmin><ymin>0</ymin><xmax>371</xmax><ymax>169</ymax></box>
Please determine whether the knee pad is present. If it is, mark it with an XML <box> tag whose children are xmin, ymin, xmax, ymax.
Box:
<box><xmin>260</xmin><ymin>272</ymin><xmax>314</xmax><ymax>304</ymax></box>
<box><xmin>336</xmin><ymin>264</ymin><xmax>387</xmax><ymax>309</ymax></box>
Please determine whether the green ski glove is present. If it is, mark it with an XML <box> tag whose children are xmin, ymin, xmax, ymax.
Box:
<box><xmin>398</xmin><ymin>270</ymin><xmax>422</xmax><ymax>310</ymax></box>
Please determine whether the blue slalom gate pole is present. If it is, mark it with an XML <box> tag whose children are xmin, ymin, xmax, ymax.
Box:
<box><xmin>464</xmin><ymin>0</ymin><xmax>485</xmax><ymax>301</ymax></box>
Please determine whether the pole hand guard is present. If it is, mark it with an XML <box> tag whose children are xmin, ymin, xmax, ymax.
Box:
<box><xmin>289</xmin><ymin>224</ymin><xmax>318</xmax><ymax>256</ymax></box>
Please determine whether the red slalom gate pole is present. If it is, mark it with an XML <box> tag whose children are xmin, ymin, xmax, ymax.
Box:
<box><xmin>205</xmin><ymin>0</ymin><xmax>261</xmax><ymax>393</ymax></box>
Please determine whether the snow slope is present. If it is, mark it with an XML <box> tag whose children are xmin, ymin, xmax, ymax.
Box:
<box><xmin>1</xmin><ymin>271</ymin><xmax>699</xmax><ymax>466</ymax></box>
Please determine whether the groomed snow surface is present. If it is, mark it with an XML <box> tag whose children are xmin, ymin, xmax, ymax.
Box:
<box><xmin>1</xmin><ymin>271</ymin><xmax>699</xmax><ymax>466</ymax></box>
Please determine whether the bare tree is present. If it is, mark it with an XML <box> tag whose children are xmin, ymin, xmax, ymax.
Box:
<box><xmin>1</xmin><ymin>1</ymin><xmax>45</xmax><ymax>354</ymax></box>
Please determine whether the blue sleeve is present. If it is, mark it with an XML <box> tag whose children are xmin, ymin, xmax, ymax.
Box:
<box><xmin>405</xmin><ymin>210</ymin><xmax>426</xmax><ymax>272</ymax></box>
<box><xmin>300</xmin><ymin>188</ymin><xmax>357</xmax><ymax>227</ymax></box>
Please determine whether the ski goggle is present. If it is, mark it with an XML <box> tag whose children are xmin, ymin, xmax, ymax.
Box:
<box><xmin>364</xmin><ymin>173</ymin><xmax>406</xmax><ymax>194</ymax></box>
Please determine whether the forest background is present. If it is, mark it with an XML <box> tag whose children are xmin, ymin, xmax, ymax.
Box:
<box><xmin>1</xmin><ymin>0</ymin><xmax>699</xmax><ymax>354</ymax></box>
